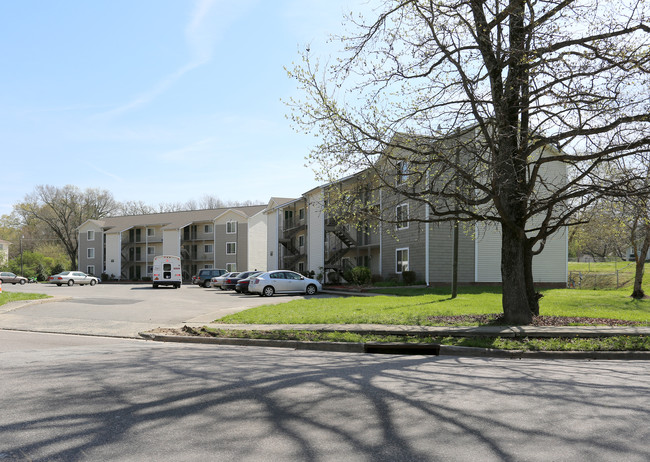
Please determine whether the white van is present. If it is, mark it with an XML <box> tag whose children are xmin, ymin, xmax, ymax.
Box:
<box><xmin>152</xmin><ymin>255</ymin><xmax>182</xmax><ymax>289</ymax></box>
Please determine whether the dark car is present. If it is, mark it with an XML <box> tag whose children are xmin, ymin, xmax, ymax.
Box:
<box><xmin>0</xmin><ymin>271</ymin><xmax>28</xmax><ymax>285</ymax></box>
<box><xmin>234</xmin><ymin>272</ymin><xmax>263</xmax><ymax>294</ymax></box>
<box><xmin>222</xmin><ymin>271</ymin><xmax>259</xmax><ymax>291</ymax></box>
<box><xmin>196</xmin><ymin>268</ymin><xmax>227</xmax><ymax>288</ymax></box>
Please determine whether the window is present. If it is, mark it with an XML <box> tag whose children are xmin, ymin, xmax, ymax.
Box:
<box><xmin>204</xmin><ymin>264</ymin><xmax>213</xmax><ymax>269</ymax></box>
<box><xmin>147</xmin><ymin>246</ymin><xmax>155</xmax><ymax>255</ymax></box>
<box><xmin>298</xmin><ymin>262</ymin><xmax>305</xmax><ymax>273</ymax></box>
<box><xmin>147</xmin><ymin>228</ymin><xmax>155</xmax><ymax>237</ymax></box>
<box><xmin>299</xmin><ymin>208</ymin><xmax>305</xmax><ymax>220</ymax></box>
<box><xmin>396</xmin><ymin>204</ymin><xmax>409</xmax><ymax>230</ymax></box>
<box><xmin>204</xmin><ymin>244</ymin><xmax>213</xmax><ymax>253</ymax></box>
<box><xmin>86</xmin><ymin>265</ymin><xmax>95</xmax><ymax>275</ymax></box>
<box><xmin>396</xmin><ymin>248</ymin><xmax>409</xmax><ymax>273</ymax></box>
<box><xmin>204</xmin><ymin>224</ymin><xmax>213</xmax><ymax>234</ymax></box>
<box><xmin>298</xmin><ymin>235</ymin><xmax>305</xmax><ymax>248</ymax></box>
<box><xmin>226</xmin><ymin>242</ymin><xmax>237</xmax><ymax>255</ymax></box>
<box><xmin>226</xmin><ymin>221</ymin><xmax>237</xmax><ymax>234</ymax></box>
<box><xmin>396</xmin><ymin>160</ymin><xmax>409</xmax><ymax>185</ymax></box>
<box><xmin>147</xmin><ymin>265</ymin><xmax>153</xmax><ymax>275</ymax></box>
<box><xmin>226</xmin><ymin>263</ymin><xmax>237</xmax><ymax>272</ymax></box>
<box><xmin>87</xmin><ymin>248</ymin><xmax>95</xmax><ymax>259</ymax></box>
<box><xmin>87</xmin><ymin>230</ymin><xmax>95</xmax><ymax>241</ymax></box>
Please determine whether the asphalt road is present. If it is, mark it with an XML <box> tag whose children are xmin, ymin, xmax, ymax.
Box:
<box><xmin>1</xmin><ymin>330</ymin><xmax>649</xmax><ymax>461</ymax></box>
<box><xmin>0</xmin><ymin>282</ymin><xmax>335</xmax><ymax>337</ymax></box>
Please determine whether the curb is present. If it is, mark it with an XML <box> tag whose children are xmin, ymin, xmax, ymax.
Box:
<box><xmin>138</xmin><ymin>332</ymin><xmax>650</xmax><ymax>360</ymax></box>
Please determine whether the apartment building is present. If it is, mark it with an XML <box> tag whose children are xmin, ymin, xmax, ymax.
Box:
<box><xmin>263</xmin><ymin>135</ymin><xmax>568</xmax><ymax>285</ymax></box>
<box><xmin>78</xmin><ymin>205</ymin><xmax>266</xmax><ymax>280</ymax></box>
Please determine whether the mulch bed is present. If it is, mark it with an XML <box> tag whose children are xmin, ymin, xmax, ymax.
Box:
<box><xmin>425</xmin><ymin>314</ymin><xmax>641</xmax><ymax>326</ymax></box>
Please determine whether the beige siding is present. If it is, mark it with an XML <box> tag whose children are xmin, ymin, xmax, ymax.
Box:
<box><xmin>247</xmin><ymin>211</ymin><xmax>267</xmax><ymax>271</ymax></box>
<box><xmin>475</xmin><ymin>223</ymin><xmax>568</xmax><ymax>284</ymax></box>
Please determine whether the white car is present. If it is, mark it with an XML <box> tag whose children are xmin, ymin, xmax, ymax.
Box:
<box><xmin>48</xmin><ymin>271</ymin><xmax>99</xmax><ymax>286</ymax></box>
<box><xmin>249</xmin><ymin>270</ymin><xmax>322</xmax><ymax>297</ymax></box>
<box><xmin>210</xmin><ymin>272</ymin><xmax>239</xmax><ymax>290</ymax></box>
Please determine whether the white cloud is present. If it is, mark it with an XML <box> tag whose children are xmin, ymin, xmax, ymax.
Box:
<box><xmin>96</xmin><ymin>0</ymin><xmax>257</xmax><ymax>119</ymax></box>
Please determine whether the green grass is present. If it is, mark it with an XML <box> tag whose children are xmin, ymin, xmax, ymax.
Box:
<box><xmin>198</xmin><ymin>328</ymin><xmax>650</xmax><ymax>351</ymax></box>
<box><xmin>568</xmin><ymin>261</ymin><xmax>635</xmax><ymax>273</ymax></box>
<box><xmin>0</xmin><ymin>292</ymin><xmax>50</xmax><ymax>306</ymax></box>
<box><xmin>217</xmin><ymin>285</ymin><xmax>650</xmax><ymax>326</ymax></box>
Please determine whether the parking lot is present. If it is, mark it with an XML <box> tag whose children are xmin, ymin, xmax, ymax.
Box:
<box><xmin>0</xmin><ymin>282</ymin><xmax>336</xmax><ymax>338</ymax></box>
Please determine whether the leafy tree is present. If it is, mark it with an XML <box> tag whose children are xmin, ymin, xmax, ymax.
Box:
<box><xmin>288</xmin><ymin>0</ymin><xmax>650</xmax><ymax>324</ymax></box>
<box><xmin>15</xmin><ymin>185</ymin><xmax>118</xmax><ymax>269</ymax></box>
<box><xmin>569</xmin><ymin>203</ymin><xmax>627</xmax><ymax>261</ymax></box>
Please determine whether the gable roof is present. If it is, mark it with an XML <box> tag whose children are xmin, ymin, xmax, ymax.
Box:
<box><xmin>89</xmin><ymin>205</ymin><xmax>266</xmax><ymax>234</ymax></box>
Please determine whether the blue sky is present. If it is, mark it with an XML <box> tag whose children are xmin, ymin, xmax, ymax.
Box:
<box><xmin>0</xmin><ymin>0</ymin><xmax>371</xmax><ymax>216</ymax></box>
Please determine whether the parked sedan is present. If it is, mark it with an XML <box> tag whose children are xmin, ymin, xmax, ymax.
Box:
<box><xmin>234</xmin><ymin>272</ymin><xmax>263</xmax><ymax>294</ymax></box>
<box><xmin>211</xmin><ymin>272</ymin><xmax>239</xmax><ymax>289</ymax></box>
<box><xmin>249</xmin><ymin>270</ymin><xmax>322</xmax><ymax>297</ymax></box>
<box><xmin>48</xmin><ymin>271</ymin><xmax>99</xmax><ymax>286</ymax></box>
<box><xmin>0</xmin><ymin>272</ymin><xmax>28</xmax><ymax>285</ymax></box>
<box><xmin>222</xmin><ymin>271</ymin><xmax>260</xmax><ymax>291</ymax></box>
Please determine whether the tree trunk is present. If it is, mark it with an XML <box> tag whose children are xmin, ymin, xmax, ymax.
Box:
<box><xmin>501</xmin><ymin>225</ymin><xmax>533</xmax><ymax>325</ymax></box>
<box><xmin>523</xmin><ymin>243</ymin><xmax>540</xmax><ymax>316</ymax></box>
<box><xmin>631</xmin><ymin>229</ymin><xmax>650</xmax><ymax>299</ymax></box>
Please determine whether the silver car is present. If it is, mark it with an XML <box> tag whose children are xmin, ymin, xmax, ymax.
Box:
<box><xmin>48</xmin><ymin>271</ymin><xmax>99</xmax><ymax>286</ymax></box>
<box><xmin>211</xmin><ymin>272</ymin><xmax>239</xmax><ymax>290</ymax></box>
<box><xmin>0</xmin><ymin>272</ymin><xmax>28</xmax><ymax>285</ymax></box>
<box><xmin>249</xmin><ymin>270</ymin><xmax>322</xmax><ymax>297</ymax></box>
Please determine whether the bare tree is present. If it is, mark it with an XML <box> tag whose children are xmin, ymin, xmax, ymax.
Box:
<box><xmin>288</xmin><ymin>0</ymin><xmax>650</xmax><ymax>324</ymax></box>
<box><xmin>15</xmin><ymin>185</ymin><xmax>118</xmax><ymax>269</ymax></box>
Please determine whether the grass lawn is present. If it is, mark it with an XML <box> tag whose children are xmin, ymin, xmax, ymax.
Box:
<box><xmin>217</xmin><ymin>285</ymin><xmax>650</xmax><ymax>326</ymax></box>
<box><xmin>0</xmin><ymin>291</ymin><xmax>50</xmax><ymax>306</ymax></box>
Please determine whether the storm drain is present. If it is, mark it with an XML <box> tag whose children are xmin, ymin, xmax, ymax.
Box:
<box><xmin>364</xmin><ymin>343</ymin><xmax>440</xmax><ymax>355</ymax></box>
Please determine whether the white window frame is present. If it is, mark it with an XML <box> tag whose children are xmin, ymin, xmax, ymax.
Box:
<box><xmin>87</xmin><ymin>230</ymin><xmax>95</xmax><ymax>241</ymax></box>
<box><xmin>204</xmin><ymin>244</ymin><xmax>213</xmax><ymax>253</ymax></box>
<box><xmin>204</xmin><ymin>224</ymin><xmax>213</xmax><ymax>234</ymax></box>
<box><xmin>396</xmin><ymin>248</ymin><xmax>409</xmax><ymax>273</ymax></box>
<box><xmin>396</xmin><ymin>203</ymin><xmax>409</xmax><ymax>230</ymax></box>
<box><xmin>226</xmin><ymin>221</ymin><xmax>237</xmax><ymax>234</ymax></box>
<box><xmin>86</xmin><ymin>265</ymin><xmax>95</xmax><ymax>275</ymax></box>
<box><xmin>395</xmin><ymin>247</ymin><xmax>411</xmax><ymax>274</ymax></box>
<box><xmin>396</xmin><ymin>160</ymin><xmax>409</xmax><ymax>185</ymax></box>
<box><xmin>226</xmin><ymin>242</ymin><xmax>237</xmax><ymax>255</ymax></box>
<box><xmin>87</xmin><ymin>248</ymin><xmax>95</xmax><ymax>259</ymax></box>
<box><xmin>226</xmin><ymin>263</ymin><xmax>237</xmax><ymax>272</ymax></box>
<box><xmin>147</xmin><ymin>228</ymin><xmax>155</xmax><ymax>237</ymax></box>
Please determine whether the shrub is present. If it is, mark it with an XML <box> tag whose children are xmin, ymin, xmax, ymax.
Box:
<box><xmin>371</xmin><ymin>274</ymin><xmax>383</xmax><ymax>284</ymax></box>
<box><xmin>345</xmin><ymin>266</ymin><xmax>372</xmax><ymax>285</ymax></box>
<box><xmin>402</xmin><ymin>271</ymin><xmax>416</xmax><ymax>284</ymax></box>
<box><xmin>100</xmin><ymin>272</ymin><xmax>110</xmax><ymax>282</ymax></box>
<box><xmin>327</xmin><ymin>272</ymin><xmax>341</xmax><ymax>284</ymax></box>
<box><xmin>51</xmin><ymin>263</ymin><xmax>65</xmax><ymax>275</ymax></box>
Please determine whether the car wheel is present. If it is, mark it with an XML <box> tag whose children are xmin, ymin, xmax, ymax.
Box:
<box><xmin>90</xmin><ymin>279</ymin><xmax>97</xmax><ymax>286</ymax></box>
<box><xmin>262</xmin><ymin>286</ymin><xmax>275</xmax><ymax>297</ymax></box>
<box><xmin>203</xmin><ymin>281</ymin><xmax>211</xmax><ymax>288</ymax></box>
<box><xmin>305</xmin><ymin>284</ymin><xmax>317</xmax><ymax>295</ymax></box>
<box><xmin>67</xmin><ymin>280</ymin><xmax>74</xmax><ymax>286</ymax></box>
<box><xmin>153</xmin><ymin>283</ymin><xmax>159</xmax><ymax>289</ymax></box>
<box><xmin>20</xmin><ymin>279</ymin><xmax>26</xmax><ymax>285</ymax></box>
